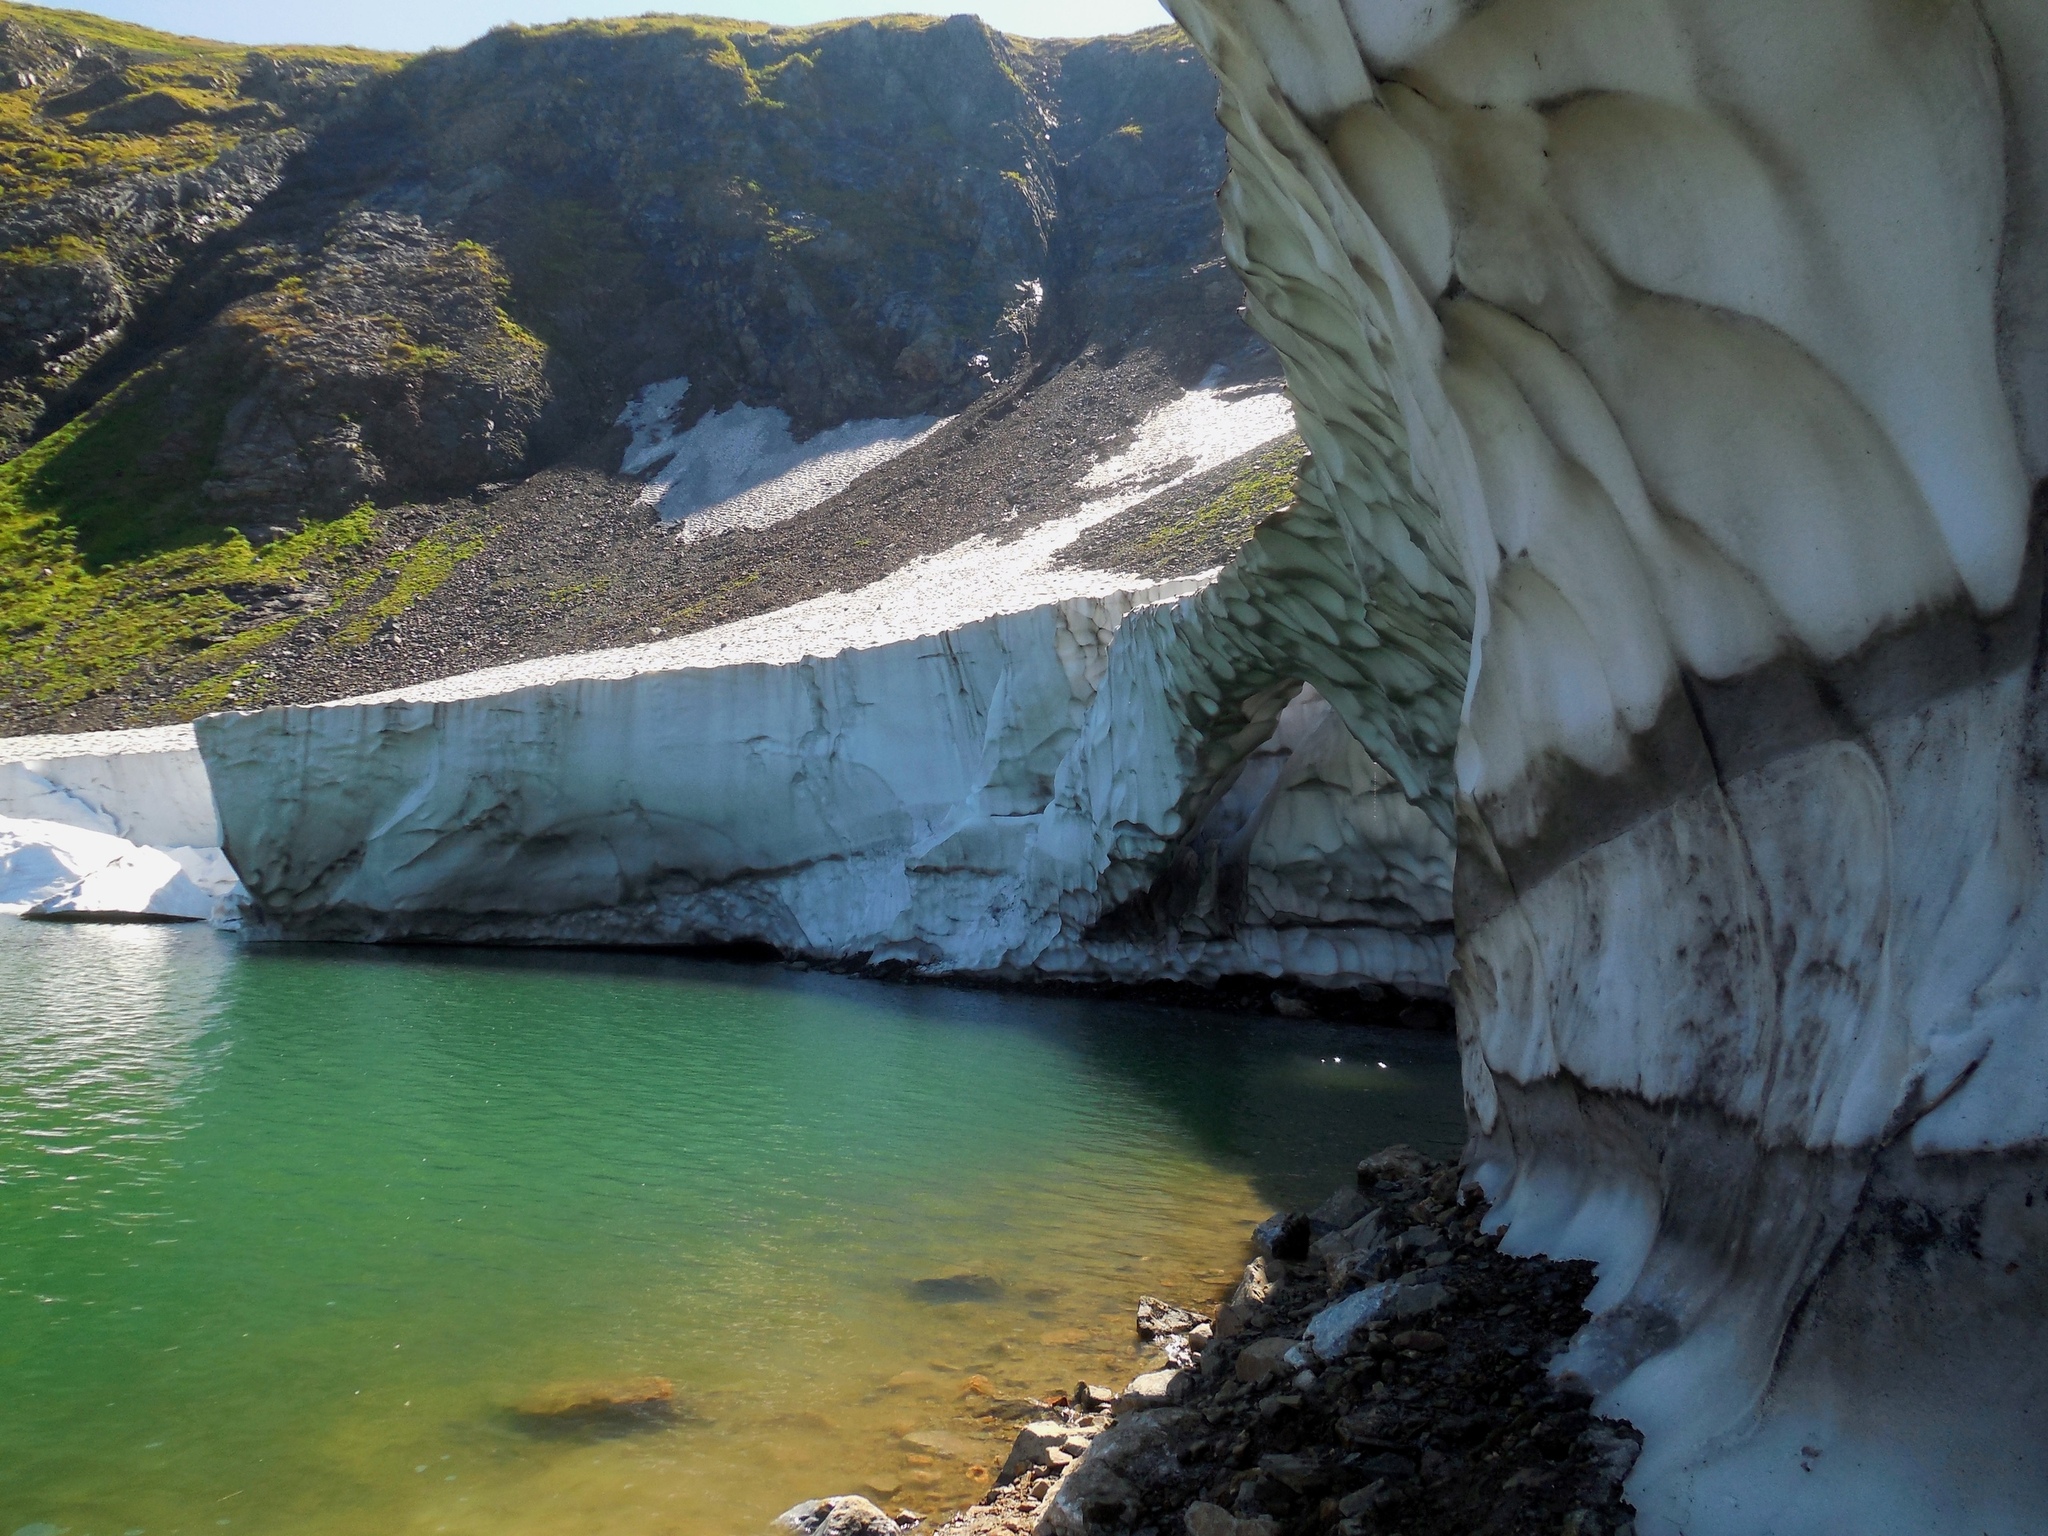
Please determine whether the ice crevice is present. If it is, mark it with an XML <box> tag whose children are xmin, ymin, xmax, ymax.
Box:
<box><xmin>1158</xmin><ymin>0</ymin><xmax>2048</xmax><ymax>1531</ymax></box>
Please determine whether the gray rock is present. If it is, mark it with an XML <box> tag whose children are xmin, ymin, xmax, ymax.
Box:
<box><xmin>1137</xmin><ymin>1294</ymin><xmax>1210</xmax><ymax>1338</ymax></box>
<box><xmin>1356</xmin><ymin>1145</ymin><xmax>1430</xmax><ymax>1185</ymax></box>
<box><xmin>774</xmin><ymin>1495</ymin><xmax>901</xmax><ymax>1536</ymax></box>
<box><xmin>1252</xmin><ymin>1211</ymin><xmax>1312</xmax><ymax>1262</ymax></box>
<box><xmin>1115</xmin><ymin>1367</ymin><xmax>1188</xmax><ymax>1414</ymax></box>
<box><xmin>1391</xmin><ymin>1281</ymin><xmax>1447</xmax><ymax>1319</ymax></box>
<box><xmin>998</xmin><ymin>1419</ymin><xmax>1078</xmax><ymax>1485</ymax></box>
<box><xmin>1185</xmin><ymin>1502</ymin><xmax>1277</xmax><ymax>1536</ymax></box>
<box><xmin>1233</xmin><ymin>1336</ymin><xmax>1298</xmax><ymax>1384</ymax></box>
<box><xmin>1035</xmin><ymin>1409</ymin><xmax>1200</xmax><ymax>1536</ymax></box>
<box><xmin>1308</xmin><ymin>1185</ymin><xmax>1369</xmax><ymax>1231</ymax></box>
<box><xmin>1258</xmin><ymin>1451</ymin><xmax>1327</xmax><ymax>1492</ymax></box>
<box><xmin>1305</xmin><ymin>1281</ymin><xmax>1399</xmax><ymax>1360</ymax></box>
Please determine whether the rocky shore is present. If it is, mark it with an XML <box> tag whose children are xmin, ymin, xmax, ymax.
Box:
<box><xmin>780</xmin><ymin>1147</ymin><xmax>1641</xmax><ymax>1536</ymax></box>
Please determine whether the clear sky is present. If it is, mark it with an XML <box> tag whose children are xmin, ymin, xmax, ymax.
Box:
<box><xmin>39</xmin><ymin>1</ymin><xmax>1177</xmax><ymax>52</ymax></box>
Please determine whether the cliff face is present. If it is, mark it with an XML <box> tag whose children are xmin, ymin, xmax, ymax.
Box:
<box><xmin>0</xmin><ymin>9</ymin><xmax>1227</xmax><ymax>511</ymax></box>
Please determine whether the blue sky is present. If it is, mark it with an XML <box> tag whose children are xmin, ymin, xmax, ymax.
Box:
<box><xmin>48</xmin><ymin>1</ymin><xmax>1177</xmax><ymax>51</ymax></box>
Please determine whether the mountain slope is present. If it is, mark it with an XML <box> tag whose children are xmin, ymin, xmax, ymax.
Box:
<box><xmin>0</xmin><ymin>3</ymin><xmax>1276</xmax><ymax>733</ymax></box>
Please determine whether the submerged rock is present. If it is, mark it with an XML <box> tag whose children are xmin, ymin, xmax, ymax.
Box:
<box><xmin>907</xmin><ymin>1274</ymin><xmax>1005</xmax><ymax>1304</ymax></box>
<box><xmin>509</xmin><ymin>1375</ymin><xmax>676</xmax><ymax>1431</ymax></box>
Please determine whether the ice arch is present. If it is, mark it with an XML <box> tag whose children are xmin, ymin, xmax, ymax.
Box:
<box><xmin>1157</xmin><ymin>0</ymin><xmax>2048</xmax><ymax>1531</ymax></box>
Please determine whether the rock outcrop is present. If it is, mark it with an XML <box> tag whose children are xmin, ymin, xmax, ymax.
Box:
<box><xmin>1155</xmin><ymin>1</ymin><xmax>2048</xmax><ymax>1532</ymax></box>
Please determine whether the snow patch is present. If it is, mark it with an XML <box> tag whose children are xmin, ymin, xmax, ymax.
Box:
<box><xmin>376</xmin><ymin>378</ymin><xmax>1298</xmax><ymax>707</ymax></box>
<box><xmin>616</xmin><ymin>376</ymin><xmax>943</xmax><ymax>540</ymax></box>
<box><xmin>1077</xmin><ymin>372</ymin><xmax>1297</xmax><ymax>496</ymax></box>
<box><xmin>0</xmin><ymin>816</ymin><xmax>223</xmax><ymax>923</ymax></box>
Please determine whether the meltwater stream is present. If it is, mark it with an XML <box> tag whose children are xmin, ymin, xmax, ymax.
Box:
<box><xmin>0</xmin><ymin>925</ymin><xmax>1461</xmax><ymax>1536</ymax></box>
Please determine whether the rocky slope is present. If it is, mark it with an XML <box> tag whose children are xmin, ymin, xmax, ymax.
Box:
<box><xmin>0</xmin><ymin>2</ymin><xmax>1271</xmax><ymax>732</ymax></box>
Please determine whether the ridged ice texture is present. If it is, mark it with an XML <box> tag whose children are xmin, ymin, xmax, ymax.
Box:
<box><xmin>1163</xmin><ymin>0</ymin><xmax>2048</xmax><ymax>1532</ymax></box>
<box><xmin>197</xmin><ymin>585</ymin><xmax>1452</xmax><ymax>995</ymax></box>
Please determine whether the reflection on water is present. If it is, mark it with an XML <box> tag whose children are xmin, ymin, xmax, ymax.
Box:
<box><xmin>0</xmin><ymin>926</ymin><xmax>1462</xmax><ymax>1535</ymax></box>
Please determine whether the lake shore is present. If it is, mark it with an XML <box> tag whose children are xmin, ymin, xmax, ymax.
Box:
<box><xmin>784</xmin><ymin>1145</ymin><xmax>1642</xmax><ymax>1536</ymax></box>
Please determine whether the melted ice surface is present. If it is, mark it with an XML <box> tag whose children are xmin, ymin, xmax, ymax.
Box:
<box><xmin>616</xmin><ymin>376</ymin><xmax>944</xmax><ymax>539</ymax></box>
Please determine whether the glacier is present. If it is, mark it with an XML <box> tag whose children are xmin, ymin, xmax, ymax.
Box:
<box><xmin>1156</xmin><ymin>0</ymin><xmax>2048</xmax><ymax>1531</ymax></box>
<box><xmin>0</xmin><ymin>728</ymin><xmax>241</xmax><ymax>922</ymax></box>
<box><xmin>173</xmin><ymin>376</ymin><xmax>1451</xmax><ymax>993</ymax></box>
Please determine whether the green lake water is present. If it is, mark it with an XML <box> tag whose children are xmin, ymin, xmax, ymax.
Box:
<box><xmin>0</xmin><ymin>923</ymin><xmax>1463</xmax><ymax>1535</ymax></box>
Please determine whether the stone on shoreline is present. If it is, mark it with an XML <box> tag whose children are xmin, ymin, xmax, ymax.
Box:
<box><xmin>1250</xmin><ymin>1211</ymin><xmax>1311</xmax><ymax>1262</ymax></box>
<box><xmin>1113</xmin><ymin>1368</ymin><xmax>1188</xmax><ymax>1415</ymax></box>
<box><xmin>867</xmin><ymin>1146</ymin><xmax>1643</xmax><ymax>1536</ymax></box>
<box><xmin>1184</xmin><ymin>1503</ymin><xmax>1275</xmax><ymax>1536</ymax></box>
<box><xmin>1135</xmin><ymin>1295</ymin><xmax>1209</xmax><ymax>1339</ymax></box>
<box><xmin>773</xmin><ymin>1495</ymin><xmax>904</xmax><ymax>1536</ymax></box>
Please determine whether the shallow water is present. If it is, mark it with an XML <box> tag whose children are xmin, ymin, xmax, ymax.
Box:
<box><xmin>0</xmin><ymin>924</ymin><xmax>1462</xmax><ymax>1535</ymax></box>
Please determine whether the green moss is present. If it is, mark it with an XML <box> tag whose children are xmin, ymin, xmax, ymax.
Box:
<box><xmin>1066</xmin><ymin>436</ymin><xmax>1307</xmax><ymax>578</ymax></box>
<box><xmin>670</xmin><ymin>569</ymin><xmax>760</xmax><ymax>625</ymax></box>
<box><xmin>1136</xmin><ymin>437</ymin><xmax>1306</xmax><ymax>557</ymax></box>
<box><xmin>0</xmin><ymin>2</ymin><xmax>402</xmax><ymax>215</ymax></box>
<box><xmin>545</xmin><ymin>576</ymin><xmax>611</xmax><ymax>605</ymax></box>
<box><xmin>0</xmin><ymin>233</ymin><xmax>101</xmax><ymax>267</ymax></box>
<box><xmin>1</xmin><ymin>367</ymin><xmax>237</xmax><ymax>568</ymax></box>
<box><xmin>0</xmin><ymin>459</ymin><xmax>381</xmax><ymax>714</ymax></box>
<box><xmin>332</xmin><ymin>525</ymin><xmax>488</xmax><ymax>644</ymax></box>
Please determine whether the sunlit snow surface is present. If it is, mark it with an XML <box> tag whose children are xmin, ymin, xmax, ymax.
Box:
<box><xmin>384</xmin><ymin>378</ymin><xmax>1296</xmax><ymax>704</ymax></box>
<box><xmin>617</xmin><ymin>376</ymin><xmax>944</xmax><ymax>540</ymax></box>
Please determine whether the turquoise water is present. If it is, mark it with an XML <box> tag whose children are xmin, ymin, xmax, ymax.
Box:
<box><xmin>0</xmin><ymin>923</ymin><xmax>1462</xmax><ymax>1535</ymax></box>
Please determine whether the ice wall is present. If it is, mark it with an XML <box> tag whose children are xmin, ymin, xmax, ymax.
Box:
<box><xmin>1160</xmin><ymin>0</ymin><xmax>2048</xmax><ymax>1531</ymax></box>
<box><xmin>199</xmin><ymin>583</ymin><xmax>1451</xmax><ymax>993</ymax></box>
<box><xmin>0</xmin><ymin>728</ymin><xmax>242</xmax><ymax>921</ymax></box>
<box><xmin>0</xmin><ymin>726</ymin><xmax>219</xmax><ymax>847</ymax></box>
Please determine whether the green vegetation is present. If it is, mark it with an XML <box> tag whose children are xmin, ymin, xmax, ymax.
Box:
<box><xmin>0</xmin><ymin>3</ymin><xmax>399</xmax><ymax>215</ymax></box>
<box><xmin>332</xmin><ymin>526</ymin><xmax>488</xmax><ymax>645</ymax></box>
<box><xmin>1131</xmin><ymin>436</ymin><xmax>1306</xmax><ymax>565</ymax></box>
<box><xmin>0</xmin><ymin>374</ymin><xmax>492</xmax><ymax>717</ymax></box>
<box><xmin>0</xmin><ymin>232</ymin><xmax>100</xmax><ymax>267</ymax></box>
<box><xmin>670</xmin><ymin>569</ymin><xmax>761</xmax><ymax>626</ymax></box>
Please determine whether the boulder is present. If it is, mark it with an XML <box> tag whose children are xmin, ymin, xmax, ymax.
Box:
<box><xmin>1252</xmin><ymin>1211</ymin><xmax>1312</xmax><ymax>1262</ymax></box>
<box><xmin>1391</xmin><ymin>1282</ymin><xmax>1446</xmax><ymax>1320</ymax></box>
<box><xmin>997</xmin><ymin>1420</ymin><xmax>1078</xmax><ymax>1485</ymax></box>
<box><xmin>1034</xmin><ymin>1409</ymin><xmax>1199</xmax><ymax>1536</ymax></box>
<box><xmin>1304</xmin><ymin>1282</ymin><xmax>1398</xmax><ymax>1360</ymax></box>
<box><xmin>1356</xmin><ymin>1146</ymin><xmax>1429</xmax><ymax>1186</ymax></box>
<box><xmin>1136</xmin><ymin>1295</ymin><xmax>1209</xmax><ymax>1338</ymax></box>
<box><xmin>774</xmin><ymin>1496</ymin><xmax>901</xmax><ymax>1536</ymax></box>
<box><xmin>1233</xmin><ymin>1336</ymin><xmax>1298</xmax><ymax>1385</ymax></box>
<box><xmin>1185</xmin><ymin>1504</ymin><xmax>1277</xmax><ymax>1536</ymax></box>
<box><xmin>1113</xmin><ymin>1368</ymin><xmax>1188</xmax><ymax>1414</ymax></box>
<box><xmin>1307</xmin><ymin>1185</ymin><xmax>1369</xmax><ymax>1231</ymax></box>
